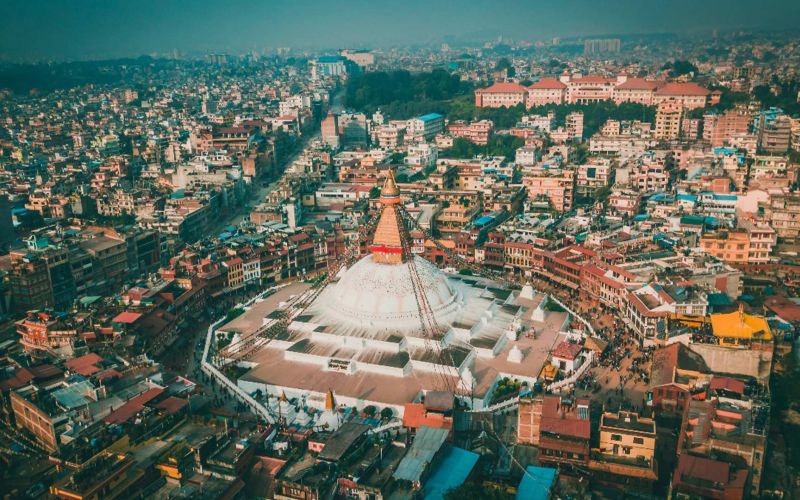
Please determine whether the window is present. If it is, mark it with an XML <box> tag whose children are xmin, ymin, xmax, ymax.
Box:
<box><xmin>611</xmin><ymin>434</ymin><xmax>622</xmax><ymax>442</ymax></box>
<box><xmin>633</xmin><ymin>437</ymin><xmax>644</xmax><ymax>445</ymax></box>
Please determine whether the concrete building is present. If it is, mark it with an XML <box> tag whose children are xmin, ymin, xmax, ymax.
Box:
<box><xmin>474</xmin><ymin>82</ymin><xmax>527</xmax><ymax>108</ymax></box>
<box><xmin>699</xmin><ymin>223</ymin><xmax>775</xmax><ymax>265</ymax></box>
<box><xmin>407</xmin><ymin>113</ymin><xmax>444</xmax><ymax>141</ymax></box>
<box><xmin>521</xmin><ymin>166</ymin><xmax>575</xmax><ymax>212</ymax></box>
<box><xmin>526</xmin><ymin>79</ymin><xmax>567</xmax><ymax>107</ymax></box>
<box><xmin>760</xmin><ymin>191</ymin><xmax>800</xmax><ymax>243</ymax></box>
<box><xmin>566</xmin><ymin>112</ymin><xmax>584</xmax><ymax>142</ymax></box>
<box><xmin>584</xmin><ymin>38</ymin><xmax>620</xmax><ymax>55</ymax></box>
<box><xmin>655</xmin><ymin>100</ymin><xmax>683</xmax><ymax>140</ymax></box>
<box><xmin>321</xmin><ymin>114</ymin><xmax>340</xmax><ymax>149</ymax></box>
<box><xmin>446</xmin><ymin>120</ymin><xmax>493</xmax><ymax>145</ymax></box>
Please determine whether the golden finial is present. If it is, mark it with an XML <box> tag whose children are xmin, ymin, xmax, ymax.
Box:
<box><xmin>379</xmin><ymin>169</ymin><xmax>400</xmax><ymax>204</ymax></box>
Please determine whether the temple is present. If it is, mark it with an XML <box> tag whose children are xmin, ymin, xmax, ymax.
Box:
<box><xmin>226</xmin><ymin>171</ymin><xmax>572</xmax><ymax>418</ymax></box>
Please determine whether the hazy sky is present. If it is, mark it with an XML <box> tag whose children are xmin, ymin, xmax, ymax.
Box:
<box><xmin>1</xmin><ymin>0</ymin><xmax>799</xmax><ymax>61</ymax></box>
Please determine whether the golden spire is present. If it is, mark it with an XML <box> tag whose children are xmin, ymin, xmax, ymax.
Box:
<box><xmin>325</xmin><ymin>389</ymin><xmax>335</xmax><ymax>411</ymax></box>
<box><xmin>370</xmin><ymin>168</ymin><xmax>406</xmax><ymax>265</ymax></box>
<box><xmin>379</xmin><ymin>169</ymin><xmax>400</xmax><ymax>205</ymax></box>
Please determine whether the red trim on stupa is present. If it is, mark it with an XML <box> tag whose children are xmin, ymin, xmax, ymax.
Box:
<box><xmin>369</xmin><ymin>245</ymin><xmax>403</xmax><ymax>254</ymax></box>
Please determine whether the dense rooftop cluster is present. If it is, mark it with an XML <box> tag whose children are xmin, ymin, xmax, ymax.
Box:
<box><xmin>0</xmin><ymin>31</ymin><xmax>799</xmax><ymax>498</ymax></box>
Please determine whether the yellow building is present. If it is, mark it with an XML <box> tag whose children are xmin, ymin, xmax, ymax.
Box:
<box><xmin>591</xmin><ymin>410</ymin><xmax>658</xmax><ymax>482</ymax></box>
<box><xmin>155</xmin><ymin>442</ymin><xmax>194</xmax><ymax>480</ymax></box>
<box><xmin>709</xmin><ymin>306</ymin><xmax>772</xmax><ymax>347</ymax></box>
<box><xmin>700</xmin><ymin>224</ymin><xmax>775</xmax><ymax>265</ymax></box>
<box><xmin>50</xmin><ymin>452</ymin><xmax>143</xmax><ymax>500</ymax></box>
<box><xmin>700</xmin><ymin>229</ymin><xmax>751</xmax><ymax>264</ymax></box>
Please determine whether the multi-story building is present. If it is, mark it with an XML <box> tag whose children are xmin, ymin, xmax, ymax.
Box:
<box><xmin>311</xmin><ymin>55</ymin><xmax>351</xmax><ymax>79</ymax></box>
<box><xmin>537</xmin><ymin>395</ymin><xmax>591</xmax><ymax>467</ymax></box>
<box><xmin>704</xmin><ymin>108</ymin><xmax>752</xmax><ymax>147</ymax></box>
<box><xmin>521</xmin><ymin>167</ymin><xmax>575</xmax><ymax>212</ymax></box>
<box><xmin>517</xmin><ymin>396</ymin><xmax>543</xmax><ymax>446</ymax></box>
<box><xmin>9</xmin><ymin>250</ymin><xmax>53</xmax><ymax>312</ymax></box>
<box><xmin>405</xmin><ymin>142</ymin><xmax>437</xmax><ymax>169</ymax></box>
<box><xmin>482</xmin><ymin>74</ymin><xmax>709</xmax><ymax>108</ymax></box>
<box><xmin>757</xmin><ymin>114</ymin><xmax>792</xmax><ymax>153</ymax></box>
<box><xmin>339</xmin><ymin>112</ymin><xmax>369</xmax><ymax>148</ymax></box>
<box><xmin>760</xmin><ymin>191</ymin><xmax>800</xmax><ymax>243</ymax></box>
<box><xmin>515</xmin><ymin>147</ymin><xmax>539</xmax><ymax>166</ymax></box>
<box><xmin>446</xmin><ymin>120</ymin><xmax>493</xmax><ymax>145</ymax></box>
<box><xmin>340</xmin><ymin>49</ymin><xmax>375</xmax><ymax>68</ymax></box>
<box><xmin>612</xmin><ymin>78</ymin><xmax>660</xmax><ymax>105</ymax></box>
<box><xmin>565</xmin><ymin>112</ymin><xmax>584</xmax><ymax>142</ymax></box>
<box><xmin>589</xmin><ymin>410</ymin><xmax>658</xmax><ymax>486</ymax></box>
<box><xmin>700</xmin><ymin>224</ymin><xmax>775</xmax><ymax>265</ymax></box>
<box><xmin>79</xmin><ymin>234</ymin><xmax>128</xmax><ymax>292</ymax></box>
<box><xmin>608</xmin><ymin>190</ymin><xmax>642</xmax><ymax>217</ymax></box>
<box><xmin>526</xmin><ymin>79</ymin><xmax>567</xmax><ymax>107</ymax></box>
<box><xmin>630</xmin><ymin>161</ymin><xmax>668</xmax><ymax>193</ymax></box>
<box><xmin>223</xmin><ymin>256</ymin><xmax>244</xmax><ymax>289</ymax></box>
<box><xmin>584</xmin><ymin>38</ymin><xmax>620</xmax><ymax>55</ymax></box>
<box><xmin>10</xmin><ymin>384</ymin><xmax>67</xmax><ymax>452</ymax></box>
<box><xmin>321</xmin><ymin>114</ymin><xmax>340</xmax><ymax>149</ymax></box>
<box><xmin>652</xmin><ymin>82</ymin><xmax>710</xmax><ymax>109</ymax></box>
<box><xmin>655</xmin><ymin>100</ymin><xmax>683</xmax><ymax>140</ymax></box>
<box><xmin>435</xmin><ymin>204</ymin><xmax>480</xmax><ymax>236</ymax></box>
<box><xmin>375</xmin><ymin>123</ymin><xmax>404</xmax><ymax>149</ymax></box>
<box><xmin>211</xmin><ymin>126</ymin><xmax>254</xmax><ymax>151</ymax></box>
<box><xmin>16</xmin><ymin>311</ymin><xmax>78</xmax><ymax>353</ymax></box>
<box><xmin>474</xmin><ymin>82</ymin><xmax>527</xmax><ymax>108</ymax></box>
<box><xmin>406</xmin><ymin>113</ymin><xmax>444</xmax><ymax>141</ymax></box>
<box><xmin>576</xmin><ymin>159</ymin><xmax>613</xmax><ymax>199</ymax></box>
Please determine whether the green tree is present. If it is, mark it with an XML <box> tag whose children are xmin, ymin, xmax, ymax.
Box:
<box><xmin>593</xmin><ymin>185</ymin><xmax>612</xmax><ymax>204</ymax></box>
<box><xmin>363</xmin><ymin>405</ymin><xmax>377</xmax><ymax>417</ymax></box>
<box><xmin>661</xmin><ymin>60</ymin><xmax>698</xmax><ymax>77</ymax></box>
<box><xmin>380</xmin><ymin>407</ymin><xmax>394</xmax><ymax>420</ymax></box>
<box><xmin>495</xmin><ymin>58</ymin><xmax>515</xmax><ymax>78</ymax></box>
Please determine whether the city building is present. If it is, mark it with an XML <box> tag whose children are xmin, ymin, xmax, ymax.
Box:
<box><xmin>655</xmin><ymin>100</ymin><xmax>684</xmax><ymax>140</ymax></box>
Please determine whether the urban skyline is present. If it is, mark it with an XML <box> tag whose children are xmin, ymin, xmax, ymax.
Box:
<box><xmin>1</xmin><ymin>0</ymin><xmax>800</xmax><ymax>61</ymax></box>
<box><xmin>1</xmin><ymin>3</ymin><xmax>800</xmax><ymax>499</ymax></box>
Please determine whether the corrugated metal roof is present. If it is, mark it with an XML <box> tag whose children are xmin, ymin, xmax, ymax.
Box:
<box><xmin>393</xmin><ymin>426</ymin><xmax>449</xmax><ymax>483</ymax></box>
<box><xmin>422</xmin><ymin>446</ymin><xmax>479</xmax><ymax>499</ymax></box>
<box><xmin>516</xmin><ymin>466</ymin><xmax>557</xmax><ymax>500</ymax></box>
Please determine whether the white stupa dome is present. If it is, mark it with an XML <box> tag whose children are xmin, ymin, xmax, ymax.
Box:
<box><xmin>322</xmin><ymin>254</ymin><xmax>462</xmax><ymax>329</ymax></box>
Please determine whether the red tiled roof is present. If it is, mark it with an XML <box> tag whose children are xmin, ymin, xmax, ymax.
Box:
<box><xmin>655</xmin><ymin>82</ymin><xmax>710</xmax><ymax>96</ymax></box>
<box><xmin>540</xmin><ymin>395</ymin><xmax>590</xmax><ymax>439</ymax></box>
<box><xmin>64</xmin><ymin>353</ymin><xmax>104</xmax><ymax>376</ymax></box>
<box><xmin>105</xmin><ymin>387</ymin><xmax>165</xmax><ymax>424</ymax></box>
<box><xmin>674</xmin><ymin>454</ymin><xmax>729</xmax><ymax>485</ymax></box>
<box><xmin>224</xmin><ymin>257</ymin><xmax>243</xmax><ymax>267</ymax></box>
<box><xmin>615</xmin><ymin>78</ymin><xmax>661</xmax><ymax>90</ymax></box>
<box><xmin>96</xmin><ymin>369</ymin><xmax>123</xmax><ymax>381</ymax></box>
<box><xmin>571</xmin><ymin>75</ymin><xmax>614</xmax><ymax>84</ymax></box>
<box><xmin>402</xmin><ymin>403</ymin><xmax>453</xmax><ymax>430</ymax></box>
<box><xmin>710</xmin><ymin>376</ymin><xmax>745</xmax><ymax>395</ymax></box>
<box><xmin>112</xmin><ymin>311</ymin><xmax>143</xmax><ymax>324</ymax></box>
<box><xmin>528</xmin><ymin>78</ymin><xmax>566</xmax><ymax>89</ymax></box>
<box><xmin>478</xmin><ymin>82</ymin><xmax>527</xmax><ymax>94</ymax></box>
<box><xmin>0</xmin><ymin>368</ymin><xmax>34</xmax><ymax>392</ymax></box>
<box><xmin>153</xmin><ymin>396</ymin><xmax>189</xmax><ymax>415</ymax></box>
<box><xmin>552</xmin><ymin>341</ymin><xmax>583</xmax><ymax>361</ymax></box>
<box><xmin>28</xmin><ymin>364</ymin><xmax>63</xmax><ymax>380</ymax></box>
<box><xmin>764</xmin><ymin>295</ymin><xmax>800</xmax><ymax>322</ymax></box>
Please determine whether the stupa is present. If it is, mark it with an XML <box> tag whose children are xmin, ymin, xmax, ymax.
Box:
<box><xmin>236</xmin><ymin>171</ymin><xmax>568</xmax><ymax>416</ymax></box>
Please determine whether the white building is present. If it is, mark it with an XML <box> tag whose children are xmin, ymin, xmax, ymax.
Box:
<box><xmin>405</xmin><ymin>142</ymin><xmax>438</xmax><ymax>169</ymax></box>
